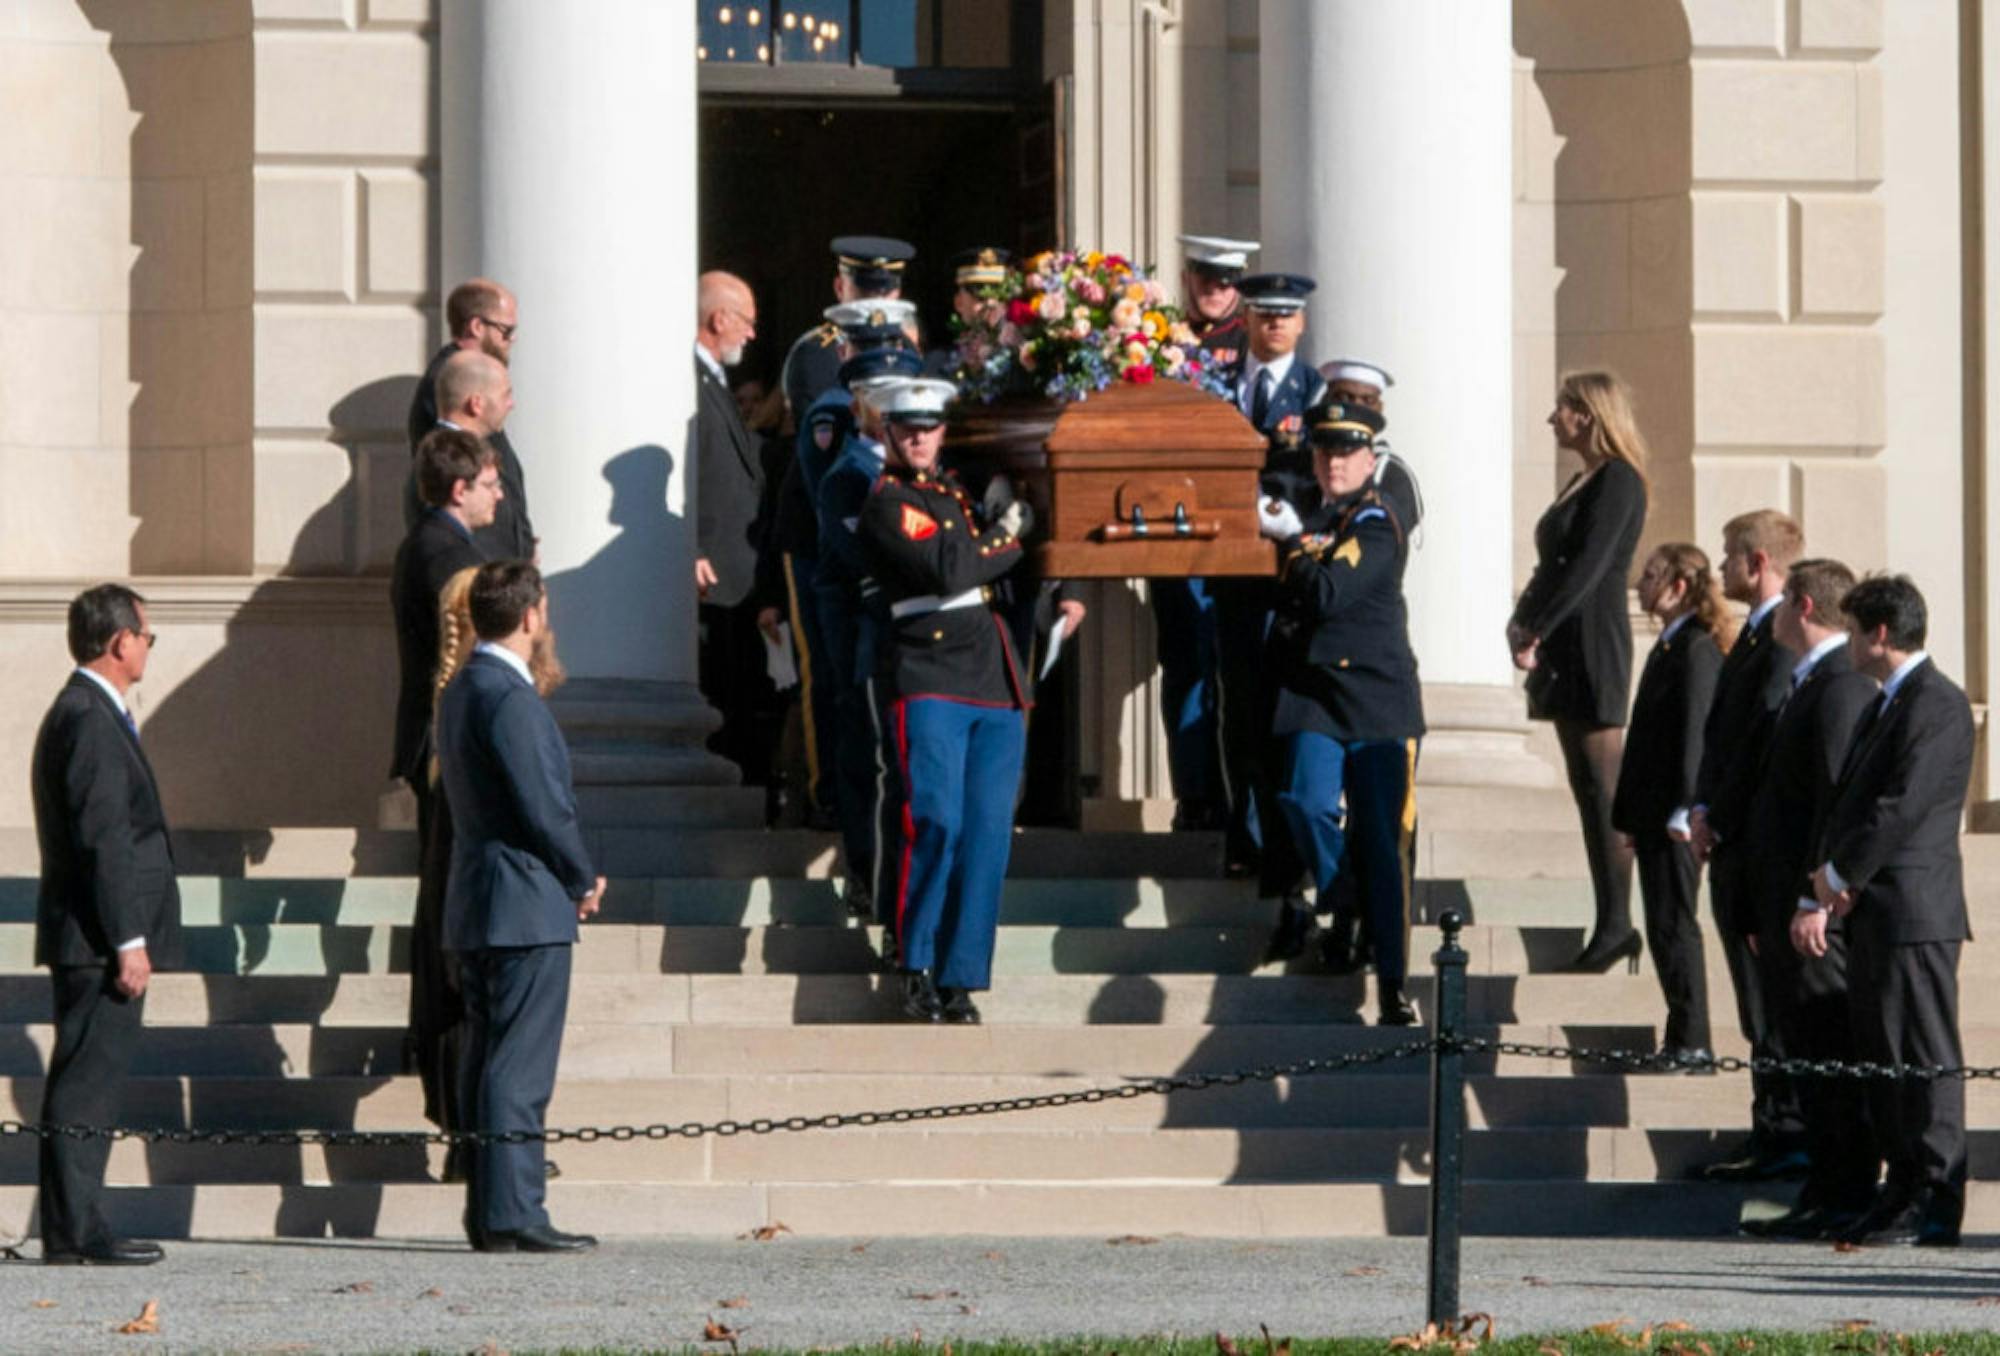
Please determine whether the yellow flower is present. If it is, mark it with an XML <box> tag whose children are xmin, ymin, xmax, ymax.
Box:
<box><xmin>1141</xmin><ymin>310</ymin><xmax>1167</xmax><ymax>339</ymax></box>
<box><xmin>1029</xmin><ymin>251</ymin><xmax>1053</xmax><ymax>274</ymax></box>
<box><xmin>1123</xmin><ymin>282</ymin><xmax>1148</xmax><ymax>303</ymax></box>
<box><xmin>1083</xmin><ymin>251</ymin><xmax>1104</xmax><ymax>268</ymax></box>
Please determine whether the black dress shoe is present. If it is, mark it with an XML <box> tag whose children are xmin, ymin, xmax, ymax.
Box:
<box><xmin>476</xmin><ymin>1223</ymin><xmax>596</xmax><ymax>1253</ymax></box>
<box><xmin>1838</xmin><ymin>1198</ymin><xmax>1962</xmax><ymax>1248</ymax></box>
<box><xmin>44</xmin><ymin>1238</ymin><xmax>162</xmax><ymax>1266</ymax></box>
<box><xmin>842</xmin><ymin>873</ymin><xmax>874</xmax><ymax>920</ymax></box>
<box><xmin>901</xmin><ymin>971</ymin><xmax>945</xmax><ymax>1023</ymax></box>
<box><xmin>1266</xmin><ymin>899</ymin><xmax>1316</xmax><ymax>962</ymax></box>
<box><xmin>1700</xmin><ymin>1145</ymin><xmax>1810</xmax><ymax>1182</ymax></box>
<box><xmin>939</xmin><ymin>987</ymin><xmax>982</xmax><ymax>1025</ymax></box>
<box><xmin>1378</xmin><ymin>989</ymin><xmax>1418</xmax><ymax>1027</ymax></box>
<box><xmin>1740</xmin><ymin>1204</ymin><xmax>1855</xmax><ymax>1241</ymax></box>
<box><xmin>545</xmin><ymin>1158</ymin><xmax>561</xmax><ymax>1180</ymax></box>
<box><xmin>1570</xmin><ymin>928</ymin><xmax>1642</xmax><ymax>973</ymax></box>
<box><xmin>1319</xmin><ymin>912</ymin><xmax>1365</xmax><ymax>975</ymax></box>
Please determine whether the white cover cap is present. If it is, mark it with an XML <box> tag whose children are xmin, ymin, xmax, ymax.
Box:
<box><xmin>1177</xmin><ymin>234</ymin><xmax>1261</xmax><ymax>271</ymax></box>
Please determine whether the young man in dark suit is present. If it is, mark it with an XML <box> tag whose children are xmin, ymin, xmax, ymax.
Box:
<box><xmin>1739</xmin><ymin>559</ymin><xmax>1879</xmax><ymax>1239</ymax></box>
<box><xmin>404</xmin><ymin>277</ymin><xmax>536</xmax><ymax>558</ymax></box>
<box><xmin>441</xmin><ymin>562</ymin><xmax>605</xmax><ymax>1253</ymax></box>
<box><xmin>31</xmin><ymin>584</ymin><xmax>183</xmax><ymax>1265</ymax></box>
<box><xmin>1802</xmin><ymin>574</ymin><xmax>1973</xmax><ymax>1247</ymax></box>
<box><xmin>1688</xmin><ymin>509</ymin><xmax>1804</xmax><ymax>1181</ymax></box>
<box><xmin>389</xmin><ymin>427</ymin><xmax>499</xmax><ymax>1163</ymax></box>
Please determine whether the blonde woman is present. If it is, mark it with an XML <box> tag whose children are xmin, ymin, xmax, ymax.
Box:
<box><xmin>1507</xmin><ymin>371</ymin><xmax>1650</xmax><ymax>972</ymax></box>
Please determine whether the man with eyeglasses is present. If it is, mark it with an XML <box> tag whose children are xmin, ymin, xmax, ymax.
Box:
<box><xmin>31</xmin><ymin>584</ymin><xmax>183</xmax><ymax>1264</ymax></box>
<box><xmin>405</xmin><ymin>278</ymin><xmax>537</xmax><ymax>560</ymax></box>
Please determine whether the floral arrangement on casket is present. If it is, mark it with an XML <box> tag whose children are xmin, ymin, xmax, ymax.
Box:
<box><xmin>950</xmin><ymin>249</ymin><xmax>1233</xmax><ymax>404</ymax></box>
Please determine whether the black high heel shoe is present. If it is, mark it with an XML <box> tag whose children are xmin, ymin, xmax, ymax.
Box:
<box><xmin>1569</xmin><ymin>928</ymin><xmax>1642</xmax><ymax>973</ymax></box>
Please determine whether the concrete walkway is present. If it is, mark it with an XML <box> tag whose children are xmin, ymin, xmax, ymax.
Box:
<box><xmin>2</xmin><ymin>1235</ymin><xmax>1998</xmax><ymax>1353</ymax></box>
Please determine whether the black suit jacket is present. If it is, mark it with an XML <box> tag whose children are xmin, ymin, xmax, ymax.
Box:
<box><xmin>389</xmin><ymin>512</ymin><xmax>487</xmax><ymax>783</ymax></box>
<box><xmin>1610</xmin><ymin>618</ymin><xmax>1723</xmax><ymax>839</ymax></box>
<box><xmin>1812</xmin><ymin>659</ymin><xmax>1973</xmax><ymax>946</ymax></box>
<box><xmin>403</xmin><ymin>344</ymin><xmax>536</xmax><ymax>560</ymax></box>
<box><xmin>696</xmin><ymin>355</ymin><xmax>766</xmax><ymax>610</ymax></box>
<box><xmin>439</xmin><ymin>653</ymin><xmax>597</xmax><ymax>951</ymax></box>
<box><xmin>1743</xmin><ymin>644</ymin><xmax>1877</xmax><ymax>934</ymax></box>
<box><xmin>31</xmin><ymin>674</ymin><xmax>184</xmax><ymax>969</ymax></box>
<box><xmin>1511</xmin><ymin>459</ymin><xmax>1647</xmax><ymax>726</ymax></box>
<box><xmin>1693</xmin><ymin>608</ymin><xmax>1795</xmax><ymax>846</ymax></box>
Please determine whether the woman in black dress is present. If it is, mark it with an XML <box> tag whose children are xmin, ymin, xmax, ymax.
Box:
<box><xmin>1507</xmin><ymin>371</ymin><xmax>1650</xmax><ymax>971</ymax></box>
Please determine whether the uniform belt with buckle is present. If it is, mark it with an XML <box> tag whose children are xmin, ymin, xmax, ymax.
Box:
<box><xmin>890</xmin><ymin>587</ymin><xmax>988</xmax><ymax>620</ymax></box>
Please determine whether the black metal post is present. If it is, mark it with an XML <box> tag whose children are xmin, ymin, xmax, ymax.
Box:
<box><xmin>1426</xmin><ymin>909</ymin><xmax>1469</xmax><ymax>1326</ymax></box>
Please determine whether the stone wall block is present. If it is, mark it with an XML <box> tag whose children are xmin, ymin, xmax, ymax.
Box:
<box><xmin>1629</xmin><ymin>195</ymin><xmax>1692</xmax><ymax>329</ymax></box>
<box><xmin>252</xmin><ymin>304</ymin><xmax>427</xmax><ymax>435</ymax></box>
<box><xmin>115</xmin><ymin>39</ymin><xmax>254</xmax><ymax>178</ymax></box>
<box><xmin>0</xmin><ymin>177</ymin><xmax>130</xmax><ymax>312</ymax></box>
<box><xmin>1527</xmin><ymin>65</ymin><xmax>1690</xmax><ymax>203</ymax></box>
<box><xmin>1692</xmin><ymin>192</ymin><xmax>1785</xmax><ymax>318</ymax></box>
<box><xmin>363</xmin><ymin>0</ymin><xmax>435</xmax><ymax>27</ymax></box>
<box><xmin>1792</xmin><ymin>192</ymin><xmax>1884</xmax><ymax>318</ymax></box>
<box><xmin>54</xmin><ymin>2</ymin><xmax>253</xmax><ymax>44</ymax></box>
<box><xmin>253</xmin><ymin>438</ymin><xmax>355</xmax><ymax>573</ymax></box>
<box><xmin>254</xmin><ymin>168</ymin><xmax>355</xmax><ymax>299</ymax></box>
<box><xmin>1515</xmin><ymin>199</ymin><xmax>1557</xmax><ymax>334</ymax></box>
<box><xmin>204</xmin><ymin>443</ymin><xmax>256</xmax><ymax>573</ymax></box>
<box><xmin>1793</xmin><ymin>0</ymin><xmax>1883</xmax><ymax>56</ymax></box>
<box><xmin>1791</xmin><ymin>457</ymin><xmax>1886</xmax><ymax>572</ymax></box>
<box><xmin>1691</xmin><ymin>60</ymin><xmax>1857</xmax><ymax>183</ymax></box>
<box><xmin>360</xmin><ymin>168</ymin><xmax>432</xmax><ymax>299</ymax></box>
<box><xmin>1179</xmin><ymin>44</ymin><xmax>1228</xmax><ymax>185</ymax></box>
<box><xmin>1553</xmin><ymin>200</ymin><xmax>1630</xmax><ymax>332</ymax></box>
<box><xmin>0</xmin><ymin>448</ymin><xmax>131</xmax><ymax>575</ymax></box>
<box><xmin>131</xmin><ymin>176</ymin><xmax>208</xmax><ymax>313</ymax></box>
<box><xmin>252</xmin><ymin>0</ymin><xmax>355</xmax><ymax>27</ymax></box>
<box><xmin>1683</xmin><ymin>0</ymin><xmax>1784</xmax><ymax>54</ymax></box>
<box><xmin>1</xmin><ymin>43</ymin><xmax>104</xmax><ymax>176</ymax></box>
<box><xmin>1517</xmin><ymin>0</ymin><xmax>1705</xmax><ymax>70</ymax></box>
<box><xmin>356</xmin><ymin>442</ymin><xmax>409</xmax><ymax>570</ymax></box>
<box><xmin>1693</xmin><ymin>325</ymin><xmax>1884</xmax><ymax>447</ymax></box>
<box><xmin>205</xmin><ymin>172</ymin><xmax>255</xmax><ymax>310</ymax></box>
<box><xmin>254</xmin><ymin>31</ymin><xmax>430</xmax><ymax>158</ymax></box>
<box><xmin>1855</xmin><ymin>63</ymin><xmax>1883</xmax><ymax>182</ymax></box>
<box><xmin>128</xmin><ymin>308</ymin><xmax>252</xmax><ymax>449</ymax></box>
<box><xmin>1692</xmin><ymin>454</ymin><xmax>1791</xmax><ymax>545</ymax></box>
<box><xmin>129</xmin><ymin>447</ymin><xmax>210</xmax><ymax>572</ymax></box>
<box><xmin>0</xmin><ymin>312</ymin><xmax>101</xmax><ymax>447</ymax></box>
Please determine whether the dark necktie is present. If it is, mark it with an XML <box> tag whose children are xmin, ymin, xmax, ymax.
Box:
<box><xmin>1250</xmin><ymin>368</ymin><xmax>1273</xmax><ymax>429</ymax></box>
<box><xmin>120</xmin><ymin>708</ymin><xmax>140</xmax><ymax>741</ymax></box>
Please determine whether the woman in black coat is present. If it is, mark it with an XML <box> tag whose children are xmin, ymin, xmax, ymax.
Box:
<box><xmin>1507</xmin><ymin>371</ymin><xmax>1650</xmax><ymax>971</ymax></box>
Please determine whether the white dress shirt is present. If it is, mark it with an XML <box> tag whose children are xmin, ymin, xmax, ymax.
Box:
<box><xmin>474</xmin><ymin>640</ymin><xmax>535</xmax><ymax>688</ymax></box>
<box><xmin>695</xmin><ymin>342</ymin><xmax>727</xmax><ymax>387</ymax></box>
<box><xmin>1238</xmin><ymin>351</ymin><xmax>1294</xmax><ymax>418</ymax></box>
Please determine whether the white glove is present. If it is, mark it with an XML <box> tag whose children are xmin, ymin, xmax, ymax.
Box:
<box><xmin>998</xmin><ymin>500</ymin><xmax>1028</xmax><ymax>538</ymax></box>
<box><xmin>1258</xmin><ymin>496</ymin><xmax>1303</xmax><ymax>541</ymax></box>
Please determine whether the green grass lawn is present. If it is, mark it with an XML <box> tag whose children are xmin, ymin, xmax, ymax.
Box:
<box><xmin>458</xmin><ymin>1331</ymin><xmax>2000</xmax><ymax>1356</ymax></box>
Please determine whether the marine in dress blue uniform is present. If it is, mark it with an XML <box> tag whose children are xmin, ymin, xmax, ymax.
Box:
<box><xmin>1261</xmin><ymin>402</ymin><xmax>1425</xmax><ymax>1025</ymax></box>
<box><xmin>781</xmin><ymin>236</ymin><xmax>915</xmax><ymax>420</ymax></box>
<box><xmin>1215</xmin><ymin>274</ymin><xmax>1328</xmax><ymax>891</ymax></box>
<box><xmin>1151</xmin><ymin>235</ymin><xmax>1260</xmax><ymax>832</ymax></box>
<box><xmin>858</xmin><ymin>378</ymin><xmax>1031</xmax><ymax>1025</ymax></box>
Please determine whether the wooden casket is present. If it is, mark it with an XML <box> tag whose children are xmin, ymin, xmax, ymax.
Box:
<box><xmin>948</xmin><ymin>380</ymin><xmax>1276</xmax><ymax>578</ymax></box>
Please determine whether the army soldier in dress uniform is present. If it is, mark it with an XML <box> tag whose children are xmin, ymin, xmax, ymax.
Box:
<box><xmin>859</xmin><ymin>378</ymin><xmax>1032</xmax><ymax>1025</ymax></box>
<box><xmin>1178</xmin><ymin>234</ymin><xmax>1259</xmax><ymax>364</ymax></box>
<box><xmin>1215</xmin><ymin>273</ymin><xmax>1329</xmax><ymax>897</ymax></box>
<box><xmin>811</xmin><ymin>319</ymin><xmax>926</xmax><ymax>921</ymax></box>
<box><xmin>781</xmin><ymin>236</ymin><xmax>916</xmax><ymax>420</ymax></box>
<box><xmin>1260</xmin><ymin>401</ymin><xmax>1424</xmax><ymax>1024</ymax></box>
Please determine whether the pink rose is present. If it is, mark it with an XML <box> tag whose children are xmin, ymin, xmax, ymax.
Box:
<box><xmin>1110</xmin><ymin>298</ymin><xmax>1142</xmax><ymax>331</ymax></box>
<box><xmin>1143</xmin><ymin>279</ymin><xmax>1167</xmax><ymax>306</ymax></box>
<box><xmin>1079</xmin><ymin>278</ymin><xmax>1107</xmax><ymax>305</ymax></box>
<box><xmin>998</xmin><ymin>323</ymin><xmax>1022</xmax><ymax>348</ymax></box>
<box><xmin>1160</xmin><ymin>344</ymin><xmax>1186</xmax><ymax>373</ymax></box>
<box><xmin>1038</xmin><ymin>291</ymin><xmax>1068</xmax><ymax>322</ymax></box>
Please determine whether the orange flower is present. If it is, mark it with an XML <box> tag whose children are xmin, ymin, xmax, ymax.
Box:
<box><xmin>1123</xmin><ymin>282</ymin><xmax>1148</xmax><ymax>303</ymax></box>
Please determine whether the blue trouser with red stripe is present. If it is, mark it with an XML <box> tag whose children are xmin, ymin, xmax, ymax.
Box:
<box><xmin>1276</xmin><ymin>733</ymin><xmax>1415</xmax><ymax>991</ymax></box>
<box><xmin>882</xmin><ymin>696</ymin><xmax>1026</xmax><ymax>990</ymax></box>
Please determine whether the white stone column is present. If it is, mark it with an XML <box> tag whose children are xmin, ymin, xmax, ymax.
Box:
<box><xmin>441</xmin><ymin>0</ymin><xmax>750</xmax><ymax>823</ymax></box>
<box><xmin>1258</xmin><ymin>0</ymin><xmax>1544</xmax><ymax>785</ymax></box>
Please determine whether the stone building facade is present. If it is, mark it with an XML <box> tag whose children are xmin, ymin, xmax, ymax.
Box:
<box><xmin>0</xmin><ymin>0</ymin><xmax>1989</xmax><ymax>832</ymax></box>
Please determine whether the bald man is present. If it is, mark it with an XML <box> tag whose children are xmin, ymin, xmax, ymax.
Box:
<box><xmin>405</xmin><ymin>278</ymin><xmax>537</xmax><ymax>559</ymax></box>
<box><xmin>695</xmin><ymin>271</ymin><xmax>774</xmax><ymax>785</ymax></box>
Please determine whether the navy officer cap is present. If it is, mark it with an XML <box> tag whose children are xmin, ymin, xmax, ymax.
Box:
<box><xmin>826</xmin><ymin>299</ymin><xmax>917</xmax><ymax>346</ymax></box>
<box><xmin>831</xmin><ymin>235</ymin><xmax>915</xmax><ymax>294</ymax></box>
<box><xmin>1239</xmin><ymin>272</ymin><xmax>1316</xmax><ymax>313</ymax></box>
<box><xmin>1306</xmin><ymin>399</ymin><xmax>1386</xmax><ymax>451</ymax></box>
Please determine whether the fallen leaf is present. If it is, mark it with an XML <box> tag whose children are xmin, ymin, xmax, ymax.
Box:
<box><xmin>1538</xmin><ymin>1346</ymin><xmax>1564</xmax><ymax>1356</ymax></box>
<box><xmin>1973</xmin><ymin>1298</ymin><xmax>2000</xmax><ymax>1307</ymax></box>
<box><xmin>956</xmin><ymin>1304</ymin><xmax>979</xmax><ymax>1315</ymax></box>
<box><xmin>1344</xmin><ymin>1265</ymin><xmax>1384</xmax><ymax>1277</ymax></box>
<box><xmin>1261</xmin><ymin>1321</ymin><xmax>1293</xmax><ymax>1356</ymax></box>
<box><xmin>1838</xmin><ymin>1321</ymin><xmax>1875</xmax><ymax>1333</ymax></box>
<box><xmin>1109</xmin><ymin>1234</ymin><xmax>1160</xmax><ymax>1246</ymax></box>
<box><xmin>1833</xmin><ymin>1240</ymin><xmax>1864</xmax><ymax>1253</ymax></box>
<box><xmin>418</xmin><ymin>1287</ymin><xmax>443</xmax><ymax>1299</ymax></box>
<box><xmin>1658</xmin><ymin>1322</ymin><xmax>1695</xmax><ymax>1333</ymax></box>
<box><xmin>741</xmin><ymin>1222</ymin><xmax>792</xmax><ymax>1243</ymax></box>
<box><xmin>704</xmin><ymin>1318</ymin><xmax>740</xmax><ymax>1341</ymax></box>
<box><xmin>851</xmin><ymin>1243</ymin><xmax>870</xmax><ymax>1253</ymax></box>
<box><xmin>31</xmin><ymin>1300</ymin><xmax>56</xmax><ymax>1309</ymax></box>
<box><xmin>717</xmin><ymin>1296</ymin><xmax>751</xmax><ymax>1309</ymax></box>
<box><xmin>981</xmin><ymin>1250</ymin><xmax>1005</xmax><ymax>1261</ymax></box>
<box><xmin>1590</xmin><ymin>1320</ymin><xmax>1634</xmax><ymax>1337</ymax></box>
<box><xmin>1217</xmin><ymin>1335</ymin><xmax>1244</xmax><ymax>1356</ymax></box>
<box><xmin>333</xmin><ymin>1280</ymin><xmax>374</xmax><ymax>1294</ymax></box>
<box><xmin>907</xmin><ymin>1290</ymin><xmax>965</xmax><ymax>1301</ymax></box>
<box><xmin>1524</xmin><ymin>1276</ymin><xmax>1550</xmax><ymax>1288</ymax></box>
<box><xmin>115</xmin><ymin>1299</ymin><xmax>160</xmax><ymax>1335</ymax></box>
<box><xmin>1734</xmin><ymin>1341</ymin><xmax>1756</xmax><ymax>1353</ymax></box>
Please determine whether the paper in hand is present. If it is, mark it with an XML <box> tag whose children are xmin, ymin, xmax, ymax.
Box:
<box><xmin>764</xmin><ymin>621</ymin><xmax>799</xmax><ymax>691</ymax></box>
<box><xmin>1039</xmin><ymin>613</ymin><xmax>1067</xmax><ymax>682</ymax></box>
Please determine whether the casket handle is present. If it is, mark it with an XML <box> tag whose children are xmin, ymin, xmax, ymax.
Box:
<box><xmin>1098</xmin><ymin>518</ymin><xmax>1222</xmax><ymax>542</ymax></box>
